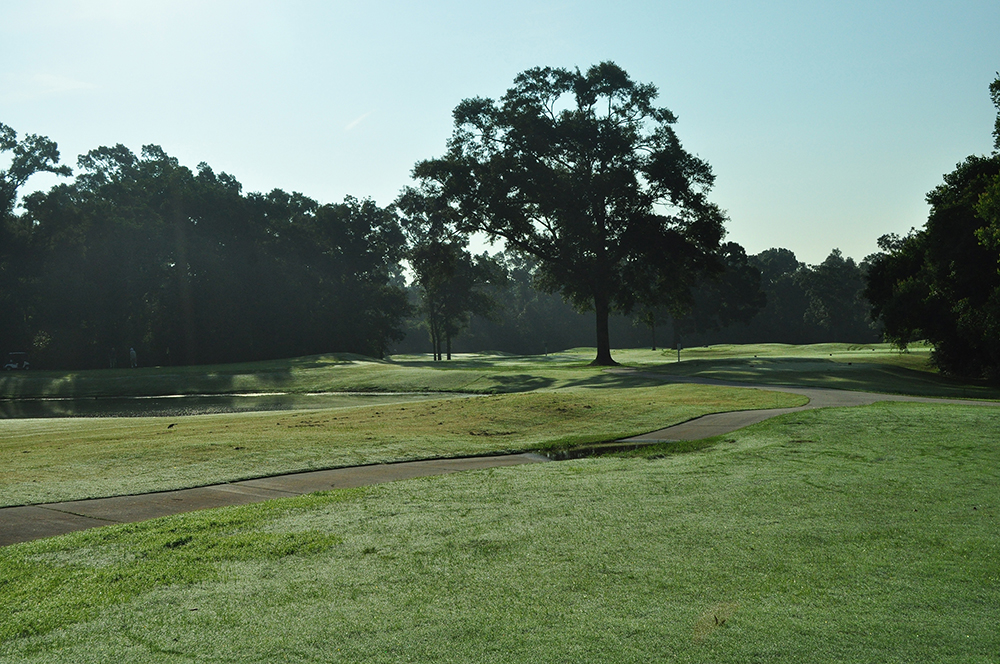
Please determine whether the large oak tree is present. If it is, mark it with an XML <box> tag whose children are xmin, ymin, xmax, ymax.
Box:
<box><xmin>412</xmin><ymin>62</ymin><xmax>728</xmax><ymax>365</ymax></box>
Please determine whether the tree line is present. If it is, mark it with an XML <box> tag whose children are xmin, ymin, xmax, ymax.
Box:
<box><xmin>0</xmin><ymin>122</ymin><xmax>877</xmax><ymax>370</ymax></box>
<box><xmin>392</xmin><ymin>244</ymin><xmax>878</xmax><ymax>356</ymax></box>
<box><xmin>0</xmin><ymin>141</ymin><xmax>408</xmax><ymax>368</ymax></box>
<box><xmin>395</xmin><ymin>62</ymin><xmax>877</xmax><ymax>359</ymax></box>
<box><xmin>3</xmin><ymin>64</ymin><xmax>998</xmax><ymax>379</ymax></box>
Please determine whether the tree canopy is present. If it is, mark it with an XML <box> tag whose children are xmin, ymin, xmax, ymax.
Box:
<box><xmin>411</xmin><ymin>62</ymin><xmax>728</xmax><ymax>365</ymax></box>
<box><xmin>1</xmin><ymin>138</ymin><xmax>410</xmax><ymax>368</ymax></box>
<box><xmin>3</xmin><ymin>87</ymin><xmax>888</xmax><ymax>370</ymax></box>
<box><xmin>0</xmin><ymin>122</ymin><xmax>72</xmax><ymax>220</ymax></box>
<box><xmin>865</xmin><ymin>74</ymin><xmax>1000</xmax><ymax>378</ymax></box>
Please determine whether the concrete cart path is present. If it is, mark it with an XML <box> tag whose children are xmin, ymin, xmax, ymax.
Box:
<box><xmin>0</xmin><ymin>453</ymin><xmax>550</xmax><ymax>547</ymax></box>
<box><xmin>611</xmin><ymin>371</ymin><xmax>1000</xmax><ymax>443</ymax></box>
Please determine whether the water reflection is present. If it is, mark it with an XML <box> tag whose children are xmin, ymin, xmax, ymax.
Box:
<box><xmin>0</xmin><ymin>392</ymin><xmax>467</xmax><ymax>419</ymax></box>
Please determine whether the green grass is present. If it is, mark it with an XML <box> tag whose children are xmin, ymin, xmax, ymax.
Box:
<box><xmin>0</xmin><ymin>384</ymin><xmax>805</xmax><ymax>507</ymax></box>
<box><xmin>3</xmin><ymin>343</ymin><xmax>997</xmax><ymax>404</ymax></box>
<box><xmin>2</xmin><ymin>402</ymin><xmax>998</xmax><ymax>662</ymax></box>
<box><xmin>4</xmin><ymin>342</ymin><xmax>997</xmax><ymax>507</ymax></box>
<box><xmin>616</xmin><ymin>342</ymin><xmax>1000</xmax><ymax>400</ymax></box>
<box><xmin>0</xmin><ymin>350</ymin><xmax>626</xmax><ymax>401</ymax></box>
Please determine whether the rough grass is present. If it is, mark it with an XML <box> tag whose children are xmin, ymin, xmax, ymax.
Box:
<box><xmin>2</xmin><ymin>402</ymin><xmax>997</xmax><ymax>662</ymax></box>
<box><xmin>0</xmin><ymin>384</ymin><xmax>805</xmax><ymax>506</ymax></box>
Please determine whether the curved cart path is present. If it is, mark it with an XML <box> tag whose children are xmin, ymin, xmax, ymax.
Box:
<box><xmin>0</xmin><ymin>453</ymin><xmax>550</xmax><ymax>547</ymax></box>
<box><xmin>610</xmin><ymin>371</ymin><xmax>1000</xmax><ymax>443</ymax></box>
<box><xmin>3</xmin><ymin>375</ymin><xmax>998</xmax><ymax>547</ymax></box>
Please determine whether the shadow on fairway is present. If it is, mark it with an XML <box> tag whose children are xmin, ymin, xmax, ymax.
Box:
<box><xmin>475</xmin><ymin>369</ymin><xmax>676</xmax><ymax>392</ymax></box>
<box><xmin>641</xmin><ymin>357</ymin><xmax>1000</xmax><ymax>399</ymax></box>
<box><xmin>555</xmin><ymin>371</ymin><xmax>677</xmax><ymax>390</ymax></box>
<box><xmin>391</xmin><ymin>357</ymin><xmax>593</xmax><ymax>370</ymax></box>
<box><xmin>480</xmin><ymin>373</ymin><xmax>558</xmax><ymax>392</ymax></box>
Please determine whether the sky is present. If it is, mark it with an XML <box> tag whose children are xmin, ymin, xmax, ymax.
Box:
<box><xmin>2</xmin><ymin>0</ymin><xmax>999</xmax><ymax>266</ymax></box>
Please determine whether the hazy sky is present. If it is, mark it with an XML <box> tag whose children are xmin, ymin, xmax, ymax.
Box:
<box><xmin>3</xmin><ymin>0</ymin><xmax>998</xmax><ymax>265</ymax></box>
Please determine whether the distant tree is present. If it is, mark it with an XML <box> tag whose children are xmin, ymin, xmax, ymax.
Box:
<box><xmin>450</xmin><ymin>249</ymin><xmax>603</xmax><ymax>355</ymax></box>
<box><xmin>283</xmin><ymin>195</ymin><xmax>411</xmax><ymax>359</ymax></box>
<box><xmin>399</xmin><ymin>186</ymin><xmax>501</xmax><ymax>359</ymax></box>
<box><xmin>412</xmin><ymin>62</ymin><xmax>727</xmax><ymax>365</ymax></box>
<box><xmin>633</xmin><ymin>306</ymin><xmax>671</xmax><ymax>351</ymax></box>
<box><xmin>974</xmin><ymin>74</ymin><xmax>1000</xmax><ymax>259</ymax></box>
<box><xmin>409</xmin><ymin>243</ymin><xmax>502</xmax><ymax>360</ymax></box>
<box><xmin>798</xmin><ymin>249</ymin><xmax>874</xmax><ymax>342</ymax></box>
<box><xmin>0</xmin><ymin>123</ymin><xmax>72</xmax><ymax>354</ymax></box>
<box><xmin>866</xmin><ymin>75</ymin><xmax>1000</xmax><ymax>377</ymax></box>
<box><xmin>672</xmin><ymin>242</ymin><xmax>765</xmax><ymax>342</ymax></box>
<box><xmin>744</xmin><ymin>248</ymin><xmax>811</xmax><ymax>342</ymax></box>
<box><xmin>751</xmin><ymin>248</ymin><xmax>802</xmax><ymax>287</ymax></box>
<box><xmin>634</xmin><ymin>242</ymin><xmax>764</xmax><ymax>349</ymax></box>
<box><xmin>992</xmin><ymin>73</ymin><xmax>1000</xmax><ymax>152</ymax></box>
<box><xmin>0</xmin><ymin>122</ymin><xmax>72</xmax><ymax>219</ymax></box>
<box><xmin>866</xmin><ymin>155</ymin><xmax>1000</xmax><ymax>377</ymax></box>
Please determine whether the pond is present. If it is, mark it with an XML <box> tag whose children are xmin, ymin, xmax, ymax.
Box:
<box><xmin>0</xmin><ymin>391</ymin><xmax>471</xmax><ymax>419</ymax></box>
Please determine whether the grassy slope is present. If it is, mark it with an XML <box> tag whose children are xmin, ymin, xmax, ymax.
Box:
<box><xmin>0</xmin><ymin>384</ymin><xmax>805</xmax><ymax>507</ymax></box>
<box><xmin>2</xmin><ymin>402</ymin><xmax>998</xmax><ymax>662</ymax></box>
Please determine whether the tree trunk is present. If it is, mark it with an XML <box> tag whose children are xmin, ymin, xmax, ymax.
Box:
<box><xmin>446</xmin><ymin>331</ymin><xmax>452</xmax><ymax>360</ymax></box>
<box><xmin>590</xmin><ymin>291</ymin><xmax>618</xmax><ymax>366</ymax></box>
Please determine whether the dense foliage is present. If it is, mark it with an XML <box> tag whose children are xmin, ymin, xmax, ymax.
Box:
<box><xmin>865</xmin><ymin>75</ymin><xmax>1000</xmax><ymax>379</ymax></box>
<box><xmin>397</xmin><ymin>186</ymin><xmax>504</xmax><ymax>360</ymax></box>
<box><xmin>394</xmin><ymin>245</ymin><xmax>879</xmax><ymax>355</ymax></box>
<box><xmin>1</xmin><ymin>143</ymin><xmax>409</xmax><ymax>369</ymax></box>
<box><xmin>2</xmin><ymin>69</ymin><xmax>881</xmax><ymax>370</ymax></box>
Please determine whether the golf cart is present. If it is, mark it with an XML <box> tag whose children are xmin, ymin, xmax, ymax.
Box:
<box><xmin>3</xmin><ymin>352</ymin><xmax>29</xmax><ymax>370</ymax></box>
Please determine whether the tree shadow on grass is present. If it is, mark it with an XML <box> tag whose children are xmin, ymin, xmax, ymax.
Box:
<box><xmin>554</xmin><ymin>371</ymin><xmax>679</xmax><ymax>390</ymax></box>
<box><xmin>389</xmin><ymin>357</ymin><xmax>593</xmax><ymax>371</ymax></box>
<box><xmin>478</xmin><ymin>373</ymin><xmax>558</xmax><ymax>393</ymax></box>
<box><xmin>634</xmin><ymin>357</ymin><xmax>1000</xmax><ymax>399</ymax></box>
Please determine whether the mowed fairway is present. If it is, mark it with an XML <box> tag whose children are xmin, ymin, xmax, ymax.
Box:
<box><xmin>620</xmin><ymin>342</ymin><xmax>1000</xmax><ymax>400</ymax></box>
<box><xmin>2</xmin><ymin>402</ymin><xmax>998</xmax><ymax>662</ymax></box>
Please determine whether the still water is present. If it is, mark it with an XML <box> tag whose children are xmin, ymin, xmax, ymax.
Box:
<box><xmin>0</xmin><ymin>392</ymin><xmax>469</xmax><ymax>419</ymax></box>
